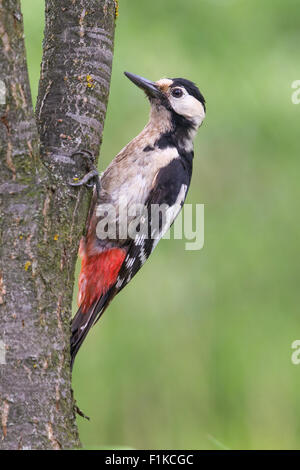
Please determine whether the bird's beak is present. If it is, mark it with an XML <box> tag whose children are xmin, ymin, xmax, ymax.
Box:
<box><xmin>124</xmin><ymin>72</ymin><xmax>163</xmax><ymax>99</ymax></box>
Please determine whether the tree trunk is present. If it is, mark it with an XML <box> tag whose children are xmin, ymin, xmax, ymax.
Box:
<box><xmin>0</xmin><ymin>0</ymin><xmax>116</xmax><ymax>449</ymax></box>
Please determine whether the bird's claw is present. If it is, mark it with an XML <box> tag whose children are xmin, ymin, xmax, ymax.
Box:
<box><xmin>69</xmin><ymin>150</ymin><xmax>101</xmax><ymax>201</ymax></box>
<box><xmin>69</xmin><ymin>169</ymin><xmax>99</xmax><ymax>187</ymax></box>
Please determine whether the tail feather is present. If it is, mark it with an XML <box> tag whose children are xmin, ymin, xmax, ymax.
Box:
<box><xmin>70</xmin><ymin>289</ymin><xmax>114</xmax><ymax>369</ymax></box>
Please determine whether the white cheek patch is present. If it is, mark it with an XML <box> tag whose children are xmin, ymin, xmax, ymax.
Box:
<box><xmin>170</xmin><ymin>95</ymin><xmax>205</xmax><ymax>127</ymax></box>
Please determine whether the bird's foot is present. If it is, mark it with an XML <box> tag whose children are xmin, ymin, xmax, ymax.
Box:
<box><xmin>69</xmin><ymin>150</ymin><xmax>101</xmax><ymax>201</ymax></box>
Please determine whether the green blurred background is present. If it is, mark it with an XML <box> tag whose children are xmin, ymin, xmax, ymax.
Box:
<box><xmin>21</xmin><ymin>0</ymin><xmax>300</xmax><ymax>450</ymax></box>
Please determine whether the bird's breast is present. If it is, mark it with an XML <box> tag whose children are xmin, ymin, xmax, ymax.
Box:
<box><xmin>101</xmin><ymin>146</ymin><xmax>180</xmax><ymax>208</ymax></box>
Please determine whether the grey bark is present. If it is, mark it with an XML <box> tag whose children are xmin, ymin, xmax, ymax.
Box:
<box><xmin>0</xmin><ymin>0</ymin><xmax>116</xmax><ymax>449</ymax></box>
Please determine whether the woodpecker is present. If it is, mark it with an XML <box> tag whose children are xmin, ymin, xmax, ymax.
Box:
<box><xmin>70</xmin><ymin>72</ymin><xmax>206</xmax><ymax>368</ymax></box>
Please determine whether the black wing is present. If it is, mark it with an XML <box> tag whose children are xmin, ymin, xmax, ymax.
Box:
<box><xmin>114</xmin><ymin>158</ymin><xmax>192</xmax><ymax>292</ymax></box>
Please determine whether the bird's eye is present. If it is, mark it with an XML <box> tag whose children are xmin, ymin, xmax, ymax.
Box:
<box><xmin>171</xmin><ymin>88</ymin><xmax>183</xmax><ymax>98</ymax></box>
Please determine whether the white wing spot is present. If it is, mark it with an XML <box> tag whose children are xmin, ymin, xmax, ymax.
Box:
<box><xmin>126</xmin><ymin>257</ymin><xmax>135</xmax><ymax>268</ymax></box>
<box><xmin>135</xmin><ymin>233</ymin><xmax>145</xmax><ymax>246</ymax></box>
<box><xmin>116</xmin><ymin>277</ymin><xmax>124</xmax><ymax>288</ymax></box>
<box><xmin>139</xmin><ymin>246</ymin><xmax>147</xmax><ymax>265</ymax></box>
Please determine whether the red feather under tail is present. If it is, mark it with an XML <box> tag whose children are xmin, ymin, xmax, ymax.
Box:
<box><xmin>70</xmin><ymin>247</ymin><xmax>126</xmax><ymax>368</ymax></box>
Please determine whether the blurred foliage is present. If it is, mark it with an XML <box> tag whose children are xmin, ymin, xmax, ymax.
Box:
<box><xmin>22</xmin><ymin>0</ymin><xmax>300</xmax><ymax>450</ymax></box>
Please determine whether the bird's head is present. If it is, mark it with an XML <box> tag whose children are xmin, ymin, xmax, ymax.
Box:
<box><xmin>124</xmin><ymin>72</ymin><xmax>206</xmax><ymax>132</ymax></box>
